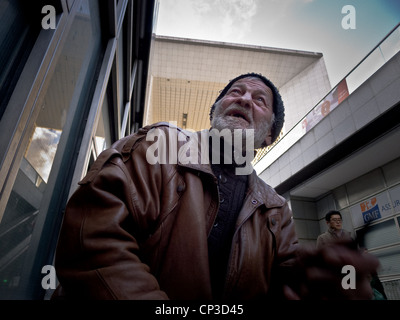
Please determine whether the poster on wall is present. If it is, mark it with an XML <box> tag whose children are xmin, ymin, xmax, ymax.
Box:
<box><xmin>350</xmin><ymin>186</ymin><xmax>400</xmax><ymax>228</ymax></box>
<box><xmin>389</xmin><ymin>184</ymin><xmax>400</xmax><ymax>214</ymax></box>
<box><xmin>301</xmin><ymin>79</ymin><xmax>349</xmax><ymax>133</ymax></box>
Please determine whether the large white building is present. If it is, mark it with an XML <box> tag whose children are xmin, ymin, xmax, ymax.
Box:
<box><xmin>144</xmin><ymin>35</ymin><xmax>331</xmax><ymax>135</ymax></box>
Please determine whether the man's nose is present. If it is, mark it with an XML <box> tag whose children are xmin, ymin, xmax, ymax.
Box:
<box><xmin>237</xmin><ymin>91</ymin><xmax>252</xmax><ymax>108</ymax></box>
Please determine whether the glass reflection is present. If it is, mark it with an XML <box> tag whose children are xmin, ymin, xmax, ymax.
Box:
<box><xmin>0</xmin><ymin>0</ymin><xmax>102</xmax><ymax>298</ymax></box>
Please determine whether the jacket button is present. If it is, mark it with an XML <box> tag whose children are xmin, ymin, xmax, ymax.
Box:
<box><xmin>251</xmin><ymin>199</ymin><xmax>258</xmax><ymax>205</ymax></box>
<box><xmin>218</xmin><ymin>174</ymin><xmax>227</xmax><ymax>184</ymax></box>
<box><xmin>177</xmin><ymin>185</ymin><xmax>185</xmax><ymax>193</ymax></box>
<box><xmin>271</xmin><ymin>218</ymin><xmax>276</xmax><ymax>226</ymax></box>
<box><xmin>214</xmin><ymin>218</ymin><xmax>219</xmax><ymax>227</ymax></box>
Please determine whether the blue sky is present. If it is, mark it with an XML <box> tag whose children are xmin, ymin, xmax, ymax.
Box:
<box><xmin>155</xmin><ymin>0</ymin><xmax>400</xmax><ymax>87</ymax></box>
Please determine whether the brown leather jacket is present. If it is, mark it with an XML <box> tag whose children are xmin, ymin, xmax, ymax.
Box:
<box><xmin>53</xmin><ymin>122</ymin><xmax>299</xmax><ymax>300</ymax></box>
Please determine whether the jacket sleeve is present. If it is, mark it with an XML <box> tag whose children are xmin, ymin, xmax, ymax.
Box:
<box><xmin>54</xmin><ymin>147</ymin><xmax>168</xmax><ymax>300</ymax></box>
<box><xmin>267</xmin><ymin>201</ymin><xmax>300</xmax><ymax>299</ymax></box>
<box><xmin>275</xmin><ymin>201</ymin><xmax>299</xmax><ymax>267</ymax></box>
<box><xmin>316</xmin><ymin>234</ymin><xmax>324</xmax><ymax>249</ymax></box>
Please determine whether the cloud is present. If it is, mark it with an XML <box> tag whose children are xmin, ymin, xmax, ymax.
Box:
<box><xmin>156</xmin><ymin>0</ymin><xmax>260</xmax><ymax>42</ymax></box>
<box><xmin>193</xmin><ymin>1</ymin><xmax>212</xmax><ymax>14</ymax></box>
<box><xmin>156</xmin><ymin>0</ymin><xmax>318</xmax><ymax>43</ymax></box>
<box><xmin>25</xmin><ymin>127</ymin><xmax>61</xmax><ymax>183</ymax></box>
<box><xmin>217</xmin><ymin>0</ymin><xmax>259</xmax><ymax>39</ymax></box>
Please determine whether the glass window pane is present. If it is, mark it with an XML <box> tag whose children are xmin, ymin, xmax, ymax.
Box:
<box><xmin>356</xmin><ymin>219</ymin><xmax>400</xmax><ymax>249</ymax></box>
<box><xmin>118</xmin><ymin>28</ymin><xmax>125</xmax><ymax>130</ymax></box>
<box><xmin>0</xmin><ymin>0</ymin><xmax>102</xmax><ymax>299</ymax></box>
<box><xmin>0</xmin><ymin>0</ymin><xmax>41</xmax><ymax>120</ymax></box>
<box><xmin>389</xmin><ymin>185</ymin><xmax>400</xmax><ymax>214</ymax></box>
<box><xmin>374</xmin><ymin>245</ymin><xmax>400</xmax><ymax>278</ymax></box>
<box><xmin>94</xmin><ymin>90</ymin><xmax>112</xmax><ymax>156</ymax></box>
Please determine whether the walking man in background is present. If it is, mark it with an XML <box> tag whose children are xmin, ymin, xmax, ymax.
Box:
<box><xmin>317</xmin><ymin>210</ymin><xmax>352</xmax><ymax>249</ymax></box>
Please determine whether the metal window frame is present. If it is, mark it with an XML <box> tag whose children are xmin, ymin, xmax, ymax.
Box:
<box><xmin>68</xmin><ymin>37</ymin><xmax>117</xmax><ymax>196</ymax></box>
<box><xmin>0</xmin><ymin>0</ymin><xmax>102</xmax><ymax>299</ymax></box>
<box><xmin>0</xmin><ymin>0</ymin><xmax>70</xmax><ymax>220</ymax></box>
<box><xmin>68</xmin><ymin>0</ymin><xmax>156</xmax><ymax>195</ymax></box>
<box><xmin>0</xmin><ymin>0</ymin><xmax>157</xmax><ymax>299</ymax></box>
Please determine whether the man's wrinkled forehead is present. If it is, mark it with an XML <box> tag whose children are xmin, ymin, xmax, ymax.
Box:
<box><xmin>228</xmin><ymin>77</ymin><xmax>274</xmax><ymax>98</ymax></box>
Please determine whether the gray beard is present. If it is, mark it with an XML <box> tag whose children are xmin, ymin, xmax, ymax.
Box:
<box><xmin>211</xmin><ymin>114</ymin><xmax>271</xmax><ymax>150</ymax></box>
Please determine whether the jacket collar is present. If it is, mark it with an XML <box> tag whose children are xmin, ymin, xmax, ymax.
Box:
<box><xmin>177</xmin><ymin>130</ymin><xmax>285</xmax><ymax>209</ymax></box>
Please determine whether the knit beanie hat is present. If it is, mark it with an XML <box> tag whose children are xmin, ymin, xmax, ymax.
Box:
<box><xmin>209</xmin><ymin>73</ymin><xmax>285</xmax><ymax>144</ymax></box>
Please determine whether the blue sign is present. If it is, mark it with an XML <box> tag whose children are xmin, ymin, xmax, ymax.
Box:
<box><xmin>362</xmin><ymin>204</ymin><xmax>381</xmax><ymax>223</ymax></box>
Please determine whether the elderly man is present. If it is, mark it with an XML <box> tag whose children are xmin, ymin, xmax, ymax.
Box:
<box><xmin>52</xmin><ymin>73</ymin><xmax>378</xmax><ymax>300</ymax></box>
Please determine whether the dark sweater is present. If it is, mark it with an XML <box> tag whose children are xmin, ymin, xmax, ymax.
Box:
<box><xmin>208</xmin><ymin>161</ymin><xmax>248</xmax><ymax>299</ymax></box>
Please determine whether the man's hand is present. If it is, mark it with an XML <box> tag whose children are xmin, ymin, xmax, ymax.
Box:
<box><xmin>283</xmin><ymin>241</ymin><xmax>380</xmax><ymax>300</ymax></box>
